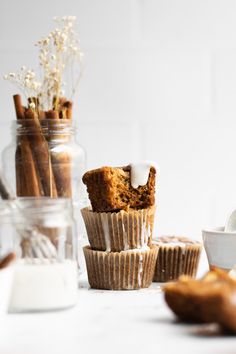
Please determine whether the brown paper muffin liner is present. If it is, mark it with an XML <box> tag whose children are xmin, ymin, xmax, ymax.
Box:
<box><xmin>81</xmin><ymin>206</ymin><xmax>155</xmax><ymax>252</ymax></box>
<box><xmin>153</xmin><ymin>237</ymin><xmax>202</xmax><ymax>282</ymax></box>
<box><xmin>83</xmin><ymin>245</ymin><xmax>159</xmax><ymax>290</ymax></box>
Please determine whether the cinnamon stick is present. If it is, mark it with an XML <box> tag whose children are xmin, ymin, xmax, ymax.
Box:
<box><xmin>63</xmin><ymin>101</ymin><xmax>73</xmax><ymax>120</ymax></box>
<box><xmin>13</xmin><ymin>95</ymin><xmax>25</xmax><ymax>119</ymax></box>
<box><xmin>39</xmin><ymin>111</ymin><xmax>46</xmax><ymax>120</ymax></box>
<box><xmin>50</xmin><ymin>152</ymin><xmax>72</xmax><ymax>197</ymax></box>
<box><xmin>0</xmin><ymin>252</ymin><xmax>16</xmax><ymax>269</ymax></box>
<box><xmin>15</xmin><ymin>147</ymin><xmax>26</xmax><ymax>196</ymax></box>
<box><xmin>25</xmin><ymin>109</ymin><xmax>57</xmax><ymax>197</ymax></box>
<box><xmin>53</xmin><ymin>96</ymin><xmax>67</xmax><ymax>111</ymax></box>
<box><xmin>21</xmin><ymin>140</ymin><xmax>44</xmax><ymax>196</ymax></box>
<box><xmin>47</xmin><ymin>114</ymin><xmax>72</xmax><ymax>197</ymax></box>
<box><xmin>46</xmin><ymin>110</ymin><xmax>59</xmax><ymax>120</ymax></box>
<box><xmin>13</xmin><ymin>95</ymin><xmax>43</xmax><ymax>196</ymax></box>
<box><xmin>15</xmin><ymin>146</ymin><xmax>23</xmax><ymax>196</ymax></box>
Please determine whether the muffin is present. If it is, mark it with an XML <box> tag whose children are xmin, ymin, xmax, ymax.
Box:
<box><xmin>81</xmin><ymin>206</ymin><xmax>155</xmax><ymax>252</ymax></box>
<box><xmin>153</xmin><ymin>236</ymin><xmax>202</xmax><ymax>282</ymax></box>
<box><xmin>164</xmin><ymin>268</ymin><xmax>236</xmax><ymax>333</ymax></box>
<box><xmin>82</xmin><ymin>165</ymin><xmax>156</xmax><ymax>212</ymax></box>
<box><xmin>84</xmin><ymin>245</ymin><xmax>158</xmax><ymax>290</ymax></box>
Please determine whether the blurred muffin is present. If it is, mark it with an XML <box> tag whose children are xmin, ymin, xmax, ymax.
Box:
<box><xmin>164</xmin><ymin>268</ymin><xmax>236</xmax><ymax>333</ymax></box>
<box><xmin>153</xmin><ymin>236</ymin><xmax>202</xmax><ymax>282</ymax></box>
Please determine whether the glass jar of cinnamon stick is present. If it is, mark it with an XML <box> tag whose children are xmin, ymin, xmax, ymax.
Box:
<box><xmin>2</xmin><ymin>118</ymin><xmax>86</xmax><ymax>204</ymax></box>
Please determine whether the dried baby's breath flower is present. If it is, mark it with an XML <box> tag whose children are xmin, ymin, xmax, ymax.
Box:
<box><xmin>4</xmin><ymin>67</ymin><xmax>42</xmax><ymax>100</ymax></box>
<box><xmin>35</xmin><ymin>16</ymin><xmax>83</xmax><ymax>110</ymax></box>
<box><xmin>4</xmin><ymin>16</ymin><xmax>83</xmax><ymax>111</ymax></box>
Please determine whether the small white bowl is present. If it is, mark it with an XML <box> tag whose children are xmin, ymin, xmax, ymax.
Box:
<box><xmin>202</xmin><ymin>227</ymin><xmax>236</xmax><ymax>271</ymax></box>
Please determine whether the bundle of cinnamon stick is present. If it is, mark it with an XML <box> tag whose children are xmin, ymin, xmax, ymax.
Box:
<box><xmin>14</xmin><ymin>94</ymin><xmax>73</xmax><ymax>198</ymax></box>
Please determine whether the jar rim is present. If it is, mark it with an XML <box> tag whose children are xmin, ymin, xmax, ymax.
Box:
<box><xmin>16</xmin><ymin>197</ymin><xmax>73</xmax><ymax>214</ymax></box>
<box><xmin>0</xmin><ymin>198</ymin><xmax>73</xmax><ymax>220</ymax></box>
<box><xmin>11</xmin><ymin>119</ymin><xmax>77</xmax><ymax>136</ymax></box>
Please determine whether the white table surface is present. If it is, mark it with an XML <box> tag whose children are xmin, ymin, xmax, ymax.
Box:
<box><xmin>1</xmin><ymin>253</ymin><xmax>236</xmax><ymax>354</ymax></box>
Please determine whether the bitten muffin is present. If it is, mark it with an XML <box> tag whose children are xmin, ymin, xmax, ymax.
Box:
<box><xmin>83</xmin><ymin>245</ymin><xmax>158</xmax><ymax>290</ymax></box>
<box><xmin>81</xmin><ymin>206</ymin><xmax>155</xmax><ymax>252</ymax></box>
<box><xmin>82</xmin><ymin>165</ymin><xmax>156</xmax><ymax>212</ymax></box>
<box><xmin>153</xmin><ymin>236</ymin><xmax>202</xmax><ymax>282</ymax></box>
<box><xmin>164</xmin><ymin>268</ymin><xmax>236</xmax><ymax>333</ymax></box>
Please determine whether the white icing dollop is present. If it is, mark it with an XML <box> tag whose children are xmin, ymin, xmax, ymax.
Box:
<box><xmin>130</xmin><ymin>161</ymin><xmax>158</xmax><ymax>189</ymax></box>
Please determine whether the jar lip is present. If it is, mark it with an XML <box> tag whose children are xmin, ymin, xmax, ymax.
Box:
<box><xmin>12</xmin><ymin>118</ymin><xmax>73</xmax><ymax>123</ymax></box>
<box><xmin>15</xmin><ymin>197</ymin><xmax>73</xmax><ymax>215</ymax></box>
<box><xmin>0</xmin><ymin>198</ymin><xmax>73</xmax><ymax>220</ymax></box>
<box><xmin>11</xmin><ymin>119</ymin><xmax>77</xmax><ymax>136</ymax></box>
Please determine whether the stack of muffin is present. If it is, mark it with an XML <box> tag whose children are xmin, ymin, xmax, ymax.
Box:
<box><xmin>81</xmin><ymin>163</ymin><xmax>159</xmax><ymax>290</ymax></box>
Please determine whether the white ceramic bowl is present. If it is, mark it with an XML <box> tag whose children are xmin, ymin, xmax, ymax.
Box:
<box><xmin>202</xmin><ymin>227</ymin><xmax>236</xmax><ymax>271</ymax></box>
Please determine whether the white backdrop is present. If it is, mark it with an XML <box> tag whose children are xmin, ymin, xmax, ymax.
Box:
<box><xmin>1</xmin><ymin>0</ymin><xmax>236</xmax><ymax>242</ymax></box>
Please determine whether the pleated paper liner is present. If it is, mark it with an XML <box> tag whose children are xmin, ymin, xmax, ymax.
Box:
<box><xmin>153</xmin><ymin>238</ymin><xmax>202</xmax><ymax>282</ymax></box>
<box><xmin>83</xmin><ymin>245</ymin><xmax>159</xmax><ymax>290</ymax></box>
<box><xmin>81</xmin><ymin>206</ymin><xmax>155</xmax><ymax>252</ymax></box>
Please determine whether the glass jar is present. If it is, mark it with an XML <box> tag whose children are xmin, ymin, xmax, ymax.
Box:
<box><xmin>0</xmin><ymin>203</ymin><xmax>16</xmax><ymax>258</ymax></box>
<box><xmin>2</xmin><ymin>119</ymin><xmax>86</xmax><ymax>206</ymax></box>
<box><xmin>7</xmin><ymin>197</ymin><xmax>79</xmax><ymax>313</ymax></box>
<box><xmin>0</xmin><ymin>203</ymin><xmax>16</xmax><ymax>317</ymax></box>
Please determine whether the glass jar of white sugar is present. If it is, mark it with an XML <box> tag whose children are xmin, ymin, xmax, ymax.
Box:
<box><xmin>9</xmin><ymin>197</ymin><xmax>78</xmax><ymax>313</ymax></box>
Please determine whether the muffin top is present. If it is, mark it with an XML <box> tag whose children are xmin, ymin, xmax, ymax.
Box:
<box><xmin>82</xmin><ymin>163</ymin><xmax>156</xmax><ymax>212</ymax></box>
